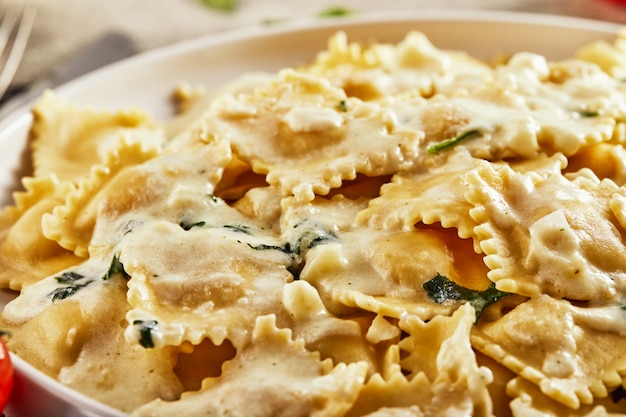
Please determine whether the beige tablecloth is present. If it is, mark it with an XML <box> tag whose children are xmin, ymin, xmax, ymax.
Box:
<box><xmin>11</xmin><ymin>0</ymin><xmax>626</xmax><ymax>88</ymax></box>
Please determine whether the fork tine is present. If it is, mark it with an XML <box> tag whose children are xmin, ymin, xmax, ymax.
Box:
<box><xmin>0</xmin><ymin>3</ymin><xmax>20</xmax><ymax>57</ymax></box>
<box><xmin>0</xmin><ymin>1</ymin><xmax>35</xmax><ymax>98</ymax></box>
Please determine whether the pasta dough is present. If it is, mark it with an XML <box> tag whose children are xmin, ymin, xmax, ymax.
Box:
<box><xmin>2</xmin><ymin>30</ymin><xmax>626</xmax><ymax>417</ymax></box>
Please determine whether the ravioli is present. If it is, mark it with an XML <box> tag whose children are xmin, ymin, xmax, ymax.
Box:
<box><xmin>2</xmin><ymin>30</ymin><xmax>626</xmax><ymax>417</ymax></box>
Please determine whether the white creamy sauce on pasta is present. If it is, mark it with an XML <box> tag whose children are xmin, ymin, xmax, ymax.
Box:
<box><xmin>3</xmin><ymin>30</ymin><xmax>626</xmax><ymax>416</ymax></box>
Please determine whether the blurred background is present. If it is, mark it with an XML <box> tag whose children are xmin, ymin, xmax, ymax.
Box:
<box><xmin>8</xmin><ymin>0</ymin><xmax>626</xmax><ymax>98</ymax></box>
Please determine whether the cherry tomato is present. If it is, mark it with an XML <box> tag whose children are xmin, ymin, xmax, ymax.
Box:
<box><xmin>0</xmin><ymin>336</ymin><xmax>13</xmax><ymax>412</ymax></box>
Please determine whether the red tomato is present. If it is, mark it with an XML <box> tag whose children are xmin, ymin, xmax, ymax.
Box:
<box><xmin>0</xmin><ymin>337</ymin><xmax>13</xmax><ymax>412</ymax></box>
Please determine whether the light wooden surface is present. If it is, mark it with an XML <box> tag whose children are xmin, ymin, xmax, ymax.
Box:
<box><xmin>11</xmin><ymin>0</ymin><xmax>626</xmax><ymax>87</ymax></box>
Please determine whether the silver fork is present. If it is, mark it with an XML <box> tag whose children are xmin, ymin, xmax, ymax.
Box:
<box><xmin>0</xmin><ymin>0</ymin><xmax>35</xmax><ymax>99</ymax></box>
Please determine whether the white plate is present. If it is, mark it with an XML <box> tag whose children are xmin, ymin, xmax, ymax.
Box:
<box><xmin>0</xmin><ymin>9</ymin><xmax>622</xmax><ymax>417</ymax></box>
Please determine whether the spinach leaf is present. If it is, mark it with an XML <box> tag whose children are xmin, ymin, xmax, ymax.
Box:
<box><xmin>286</xmin><ymin>223</ymin><xmax>338</xmax><ymax>280</ymax></box>
<box><xmin>49</xmin><ymin>282</ymin><xmax>92</xmax><ymax>302</ymax></box>
<box><xmin>133</xmin><ymin>320</ymin><xmax>159</xmax><ymax>349</ymax></box>
<box><xmin>102</xmin><ymin>254</ymin><xmax>130</xmax><ymax>281</ymax></box>
<box><xmin>55</xmin><ymin>271</ymin><xmax>85</xmax><ymax>284</ymax></box>
<box><xmin>49</xmin><ymin>271</ymin><xmax>93</xmax><ymax>302</ymax></box>
<box><xmin>427</xmin><ymin>129</ymin><xmax>481</xmax><ymax>154</ymax></box>
<box><xmin>179</xmin><ymin>220</ymin><xmax>206</xmax><ymax>231</ymax></box>
<box><xmin>423</xmin><ymin>273</ymin><xmax>510</xmax><ymax>320</ymax></box>
<box><xmin>290</xmin><ymin>222</ymin><xmax>338</xmax><ymax>256</ymax></box>
<box><xmin>576</xmin><ymin>110</ymin><xmax>599</xmax><ymax>118</ymax></box>
<box><xmin>224</xmin><ymin>224</ymin><xmax>253</xmax><ymax>235</ymax></box>
<box><xmin>243</xmin><ymin>221</ymin><xmax>338</xmax><ymax>281</ymax></box>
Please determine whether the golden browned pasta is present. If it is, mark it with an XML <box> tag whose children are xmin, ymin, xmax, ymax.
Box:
<box><xmin>0</xmin><ymin>175</ymin><xmax>80</xmax><ymax>289</ymax></box>
<box><xmin>31</xmin><ymin>91</ymin><xmax>161</xmax><ymax>182</ymax></box>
